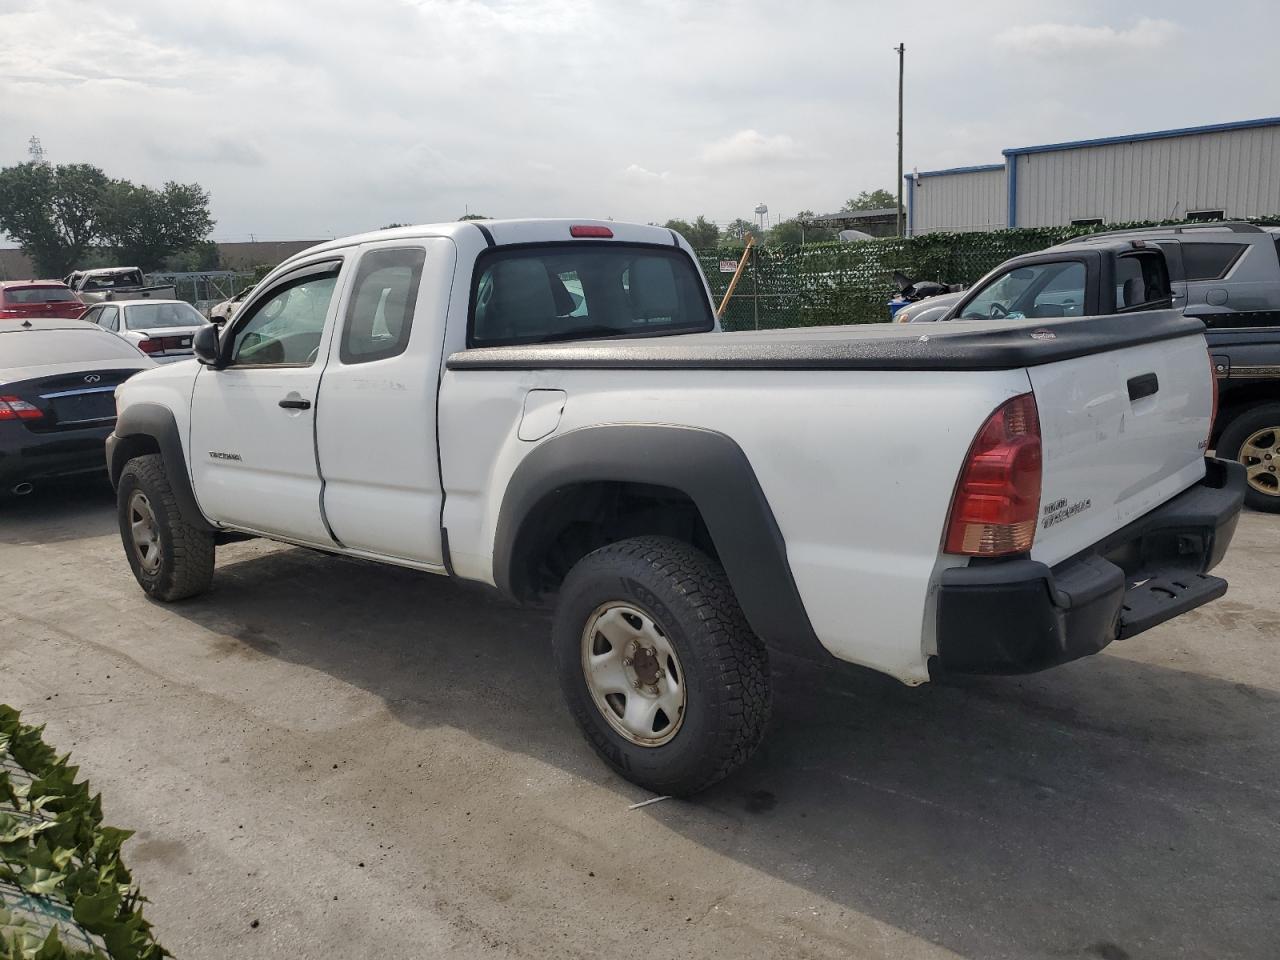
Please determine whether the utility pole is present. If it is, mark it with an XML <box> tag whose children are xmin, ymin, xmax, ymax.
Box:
<box><xmin>895</xmin><ymin>43</ymin><xmax>905</xmax><ymax>237</ymax></box>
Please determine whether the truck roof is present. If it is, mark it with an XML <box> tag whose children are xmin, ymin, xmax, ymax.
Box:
<box><xmin>278</xmin><ymin>219</ymin><xmax>683</xmax><ymax>271</ymax></box>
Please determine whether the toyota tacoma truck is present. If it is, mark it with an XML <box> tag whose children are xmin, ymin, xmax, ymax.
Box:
<box><xmin>106</xmin><ymin>219</ymin><xmax>1245</xmax><ymax>795</ymax></box>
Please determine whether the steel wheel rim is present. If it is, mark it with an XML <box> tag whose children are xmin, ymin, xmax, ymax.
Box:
<box><xmin>580</xmin><ymin>602</ymin><xmax>686</xmax><ymax>747</ymax></box>
<box><xmin>1240</xmin><ymin>426</ymin><xmax>1280</xmax><ymax>497</ymax></box>
<box><xmin>128</xmin><ymin>491</ymin><xmax>163</xmax><ymax>575</ymax></box>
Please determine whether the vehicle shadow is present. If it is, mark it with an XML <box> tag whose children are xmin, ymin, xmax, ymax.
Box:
<box><xmin>0</xmin><ymin>476</ymin><xmax>117</xmax><ymax>545</ymax></box>
<box><xmin>167</xmin><ymin>544</ymin><xmax>1279</xmax><ymax>960</ymax></box>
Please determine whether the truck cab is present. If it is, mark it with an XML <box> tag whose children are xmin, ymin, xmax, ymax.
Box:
<box><xmin>946</xmin><ymin>239</ymin><xmax>1174</xmax><ymax>322</ymax></box>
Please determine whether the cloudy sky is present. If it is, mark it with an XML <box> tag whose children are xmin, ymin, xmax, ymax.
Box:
<box><xmin>1</xmin><ymin>0</ymin><xmax>1276</xmax><ymax>241</ymax></box>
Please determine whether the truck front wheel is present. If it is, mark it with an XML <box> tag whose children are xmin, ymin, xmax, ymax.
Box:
<box><xmin>552</xmin><ymin>536</ymin><xmax>770</xmax><ymax>796</ymax></box>
<box><xmin>117</xmin><ymin>454</ymin><xmax>216</xmax><ymax>601</ymax></box>
<box><xmin>1218</xmin><ymin>403</ymin><xmax>1280</xmax><ymax>513</ymax></box>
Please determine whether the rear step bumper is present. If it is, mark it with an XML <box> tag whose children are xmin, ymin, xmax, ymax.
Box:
<box><xmin>933</xmin><ymin>458</ymin><xmax>1246</xmax><ymax>675</ymax></box>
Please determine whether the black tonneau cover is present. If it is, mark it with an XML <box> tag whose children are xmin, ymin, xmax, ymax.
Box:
<box><xmin>446</xmin><ymin>311</ymin><xmax>1203</xmax><ymax>372</ymax></box>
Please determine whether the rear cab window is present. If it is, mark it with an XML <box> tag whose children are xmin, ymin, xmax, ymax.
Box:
<box><xmin>469</xmin><ymin>244</ymin><xmax>713</xmax><ymax>347</ymax></box>
<box><xmin>1114</xmin><ymin>252</ymin><xmax>1172</xmax><ymax>312</ymax></box>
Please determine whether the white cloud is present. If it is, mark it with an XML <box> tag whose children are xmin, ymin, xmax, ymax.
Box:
<box><xmin>698</xmin><ymin>130</ymin><xmax>803</xmax><ymax>165</ymax></box>
<box><xmin>3</xmin><ymin>1</ymin><xmax>1273</xmax><ymax>239</ymax></box>
<box><xmin>995</xmin><ymin>18</ymin><xmax>1181</xmax><ymax>54</ymax></box>
<box><xmin>621</xmin><ymin>164</ymin><xmax>669</xmax><ymax>182</ymax></box>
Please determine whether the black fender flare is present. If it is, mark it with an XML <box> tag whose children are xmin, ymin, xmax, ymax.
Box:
<box><xmin>107</xmin><ymin>402</ymin><xmax>215</xmax><ymax>532</ymax></box>
<box><xmin>492</xmin><ymin>424</ymin><xmax>823</xmax><ymax>657</ymax></box>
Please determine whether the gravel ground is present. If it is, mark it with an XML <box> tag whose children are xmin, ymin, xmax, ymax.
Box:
<box><xmin>3</xmin><ymin>478</ymin><xmax>1278</xmax><ymax>960</ymax></box>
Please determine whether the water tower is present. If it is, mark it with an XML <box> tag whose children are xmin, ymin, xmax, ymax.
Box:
<box><xmin>754</xmin><ymin>203</ymin><xmax>770</xmax><ymax>232</ymax></box>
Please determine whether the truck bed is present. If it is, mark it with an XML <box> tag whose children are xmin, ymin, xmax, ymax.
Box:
<box><xmin>447</xmin><ymin>311</ymin><xmax>1202</xmax><ymax>372</ymax></box>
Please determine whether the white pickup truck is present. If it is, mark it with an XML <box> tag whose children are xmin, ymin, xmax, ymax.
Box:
<box><xmin>107</xmin><ymin>219</ymin><xmax>1246</xmax><ymax>795</ymax></box>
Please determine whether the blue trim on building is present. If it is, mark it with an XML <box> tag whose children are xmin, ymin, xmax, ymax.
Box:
<box><xmin>1001</xmin><ymin>115</ymin><xmax>1280</xmax><ymax>157</ymax></box>
<box><xmin>906</xmin><ymin>174</ymin><xmax>915</xmax><ymax>237</ymax></box>
<box><xmin>1006</xmin><ymin>156</ymin><xmax>1017</xmax><ymax>228</ymax></box>
<box><xmin>912</xmin><ymin>163</ymin><xmax>1005</xmax><ymax>178</ymax></box>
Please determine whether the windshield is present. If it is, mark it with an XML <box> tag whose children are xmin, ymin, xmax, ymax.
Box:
<box><xmin>3</xmin><ymin>285</ymin><xmax>78</xmax><ymax>304</ymax></box>
<box><xmin>0</xmin><ymin>329</ymin><xmax>146</xmax><ymax>367</ymax></box>
<box><xmin>125</xmin><ymin>302</ymin><xmax>207</xmax><ymax>330</ymax></box>
<box><xmin>470</xmin><ymin>244</ymin><xmax>713</xmax><ymax>346</ymax></box>
<box><xmin>82</xmin><ymin>270</ymin><xmax>144</xmax><ymax>291</ymax></box>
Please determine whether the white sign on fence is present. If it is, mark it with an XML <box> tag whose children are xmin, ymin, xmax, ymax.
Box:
<box><xmin>718</xmin><ymin>260</ymin><xmax>738</xmax><ymax>274</ymax></box>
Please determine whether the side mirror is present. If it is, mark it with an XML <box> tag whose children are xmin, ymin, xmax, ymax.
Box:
<box><xmin>192</xmin><ymin>323</ymin><xmax>223</xmax><ymax>367</ymax></box>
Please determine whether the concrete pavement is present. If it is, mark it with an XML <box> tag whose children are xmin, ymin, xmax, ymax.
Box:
<box><xmin>3</xmin><ymin>479</ymin><xmax>1278</xmax><ymax>959</ymax></box>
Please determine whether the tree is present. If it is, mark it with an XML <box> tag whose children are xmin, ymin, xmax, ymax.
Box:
<box><xmin>0</xmin><ymin>162</ymin><xmax>110</xmax><ymax>277</ymax></box>
<box><xmin>766</xmin><ymin>210</ymin><xmax>836</xmax><ymax>247</ymax></box>
<box><xmin>721</xmin><ymin>218</ymin><xmax>758</xmax><ymax>247</ymax></box>
<box><xmin>663</xmin><ymin>215</ymin><xmax>720</xmax><ymax>249</ymax></box>
<box><xmin>163</xmin><ymin>240</ymin><xmax>221</xmax><ymax>272</ymax></box>
<box><xmin>842</xmin><ymin>189</ymin><xmax>897</xmax><ymax>212</ymax></box>
<box><xmin>99</xmin><ymin>180</ymin><xmax>215</xmax><ymax>271</ymax></box>
<box><xmin>458</xmin><ymin>213</ymin><xmax>491</xmax><ymax>221</ymax></box>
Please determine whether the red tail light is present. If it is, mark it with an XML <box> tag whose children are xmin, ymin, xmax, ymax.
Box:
<box><xmin>0</xmin><ymin>395</ymin><xmax>44</xmax><ymax>421</ymax></box>
<box><xmin>137</xmin><ymin>336</ymin><xmax>187</xmax><ymax>354</ymax></box>
<box><xmin>944</xmin><ymin>393</ymin><xmax>1042</xmax><ymax>556</ymax></box>
<box><xmin>570</xmin><ymin>224</ymin><xmax>613</xmax><ymax>238</ymax></box>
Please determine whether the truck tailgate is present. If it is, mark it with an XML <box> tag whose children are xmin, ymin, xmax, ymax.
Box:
<box><xmin>1029</xmin><ymin>331</ymin><xmax>1212</xmax><ymax>567</ymax></box>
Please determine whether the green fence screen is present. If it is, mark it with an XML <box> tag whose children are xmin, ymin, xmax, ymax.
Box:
<box><xmin>695</xmin><ymin>219</ymin><xmax>1280</xmax><ymax>330</ymax></box>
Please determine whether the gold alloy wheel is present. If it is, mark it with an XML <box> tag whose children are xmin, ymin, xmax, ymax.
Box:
<box><xmin>1240</xmin><ymin>426</ymin><xmax>1280</xmax><ymax>498</ymax></box>
<box><xmin>580</xmin><ymin>602</ymin><xmax>687</xmax><ymax>747</ymax></box>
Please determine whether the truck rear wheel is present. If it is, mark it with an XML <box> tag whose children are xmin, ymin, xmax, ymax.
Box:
<box><xmin>117</xmin><ymin>454</ymin><xmax>215</xmax><ymax>601</ymax></box>
<box><xmin>1218</xmin><ymin>403</ymin><xmax>1280</xmax><ymax>513</ymax></box>
<box><xmin>552</xmin><ymin>536</ymin><xmax>770</xmax><ymax>796</ymax></box>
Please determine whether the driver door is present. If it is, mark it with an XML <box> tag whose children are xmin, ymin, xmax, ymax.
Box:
<box><xmin>189</xmin><ymin>258</ymin><xmax>345</xmax><ymax>544</ymax></box>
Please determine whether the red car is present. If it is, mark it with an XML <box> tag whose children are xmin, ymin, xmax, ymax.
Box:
<box><xmin>0</xmin><ymin>281</ymin><xmax>86</xmax><ymax>321</ymax></box>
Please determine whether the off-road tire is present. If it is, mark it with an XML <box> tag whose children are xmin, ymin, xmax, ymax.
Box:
<box><xmin>553</xmin><ymin>536</ymin><xmax>771</xmax><ymax>796</ymax></box>
<box><xmin>1218</xmin><ymin>403</ymin><xmax>1280</xmax><ymax>513</ymax></box>
<box><xmin>117</xmin><ymin>454</ymin><xmax>215</xmax><ymax>600</ymax></box>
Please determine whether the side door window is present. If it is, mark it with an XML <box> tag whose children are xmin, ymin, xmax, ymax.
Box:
<box><xmin>959</xmin><ymin>261</ymin><xmax>1085</xmax><ymax>320</ymax></box>
<box><xmin>1115</xmin><ymin>252</ymin><xmax>1172</xmax><ymax>312</ymax></box>
<box><xmin>98</xmin><ymin>306</ymin><xmax>120</xmax><ymax>332</ymax></box>
<box><xmin>81</xmin><ymin>305</ymin><xmax>102</xmax><ymax>326</ymax></box>
<box><xmin>229</xmin><ymin>261</ymin><xmax>341</xmax><ymax>367</ymax></box>
<box><xmin>340</xmin><ymin>248</ymin><xmax>425</xmax><ymax>364</ymax></box>
<box><xmin>1180</xmin><ymin>242</ymin><xmax>1246</xmax><ymax>281</ymax></box>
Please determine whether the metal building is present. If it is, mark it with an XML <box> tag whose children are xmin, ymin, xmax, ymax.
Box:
<box><xmin>906</xmin><ymin>116</ymin><xmax>1280</xmax><ymax>236</ymax></box>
